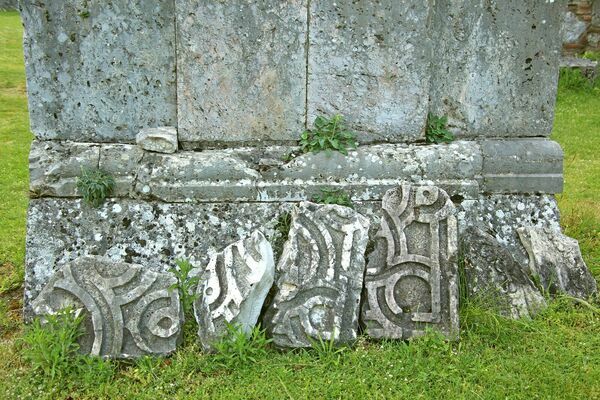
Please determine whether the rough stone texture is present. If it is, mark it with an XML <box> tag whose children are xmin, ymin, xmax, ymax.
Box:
<box><xmin>461</xmin><ymin>227</ymin><xmax>546</xmax><ymax>319</ymax></box>
<box><xmin>307</xmin><ymin>1</ymin><xmax>431</xmax><ymax>142</ymax></box>
<box><xmin>480</xmin><ymin>139</ymin><xmax>564</xmax><ymax>194</ymax></box>
<box><xmin>562</xmin><ymin>11</ymin><xmax>588</xmax><ymax>43</ymax></box>
<box><xmin>0</xmin><ymin>0</ymin><xmax>17</xmax><ymax>10</ymax></box>
<box><xmin>136</xmin><ymin>127</ymin><xmax>178</xmax><ymax>154</ymax></box>
<box><xmin>29</xmin><ymin>139</ymin><xmax>564</xmax><ymax>203</ymax></box>
<box><xmin>362</xmin><ymin>186</ymin><xmax>459</xmax><ymax>339</ymax></box>
<box><xmin>20</xmin><ymin>0</ymin><xmax>177</xmax><ymax>142</ymax></box>
<box><xmin>176</xmin><ymin>0</ymin><xmax>307</xmax><ymax>146</ymax></box>
<box><xmin>518</xmin><ymin>226</ymin><xmax>598</xmax><ymax>299</ymax></box>
<box><xmin>430</xmin><ymin>0</ymin><xmax>565</xmax><ymax>137</ymax></box>
<box><xmin>264</xmin><ymin>202</ymin><xmax>370</xmax><ymax>348</ymax></box>
<box><xmin>194</xmin><ymin>230</ymin><xmax>275</xmax><ymax>352</ymax></box>
<box><xmin>31</xmin><ymin>256</ymin><xmax>182</xmax><ymax>358</ymax></box>
<box><xmin>457</xmin><ymin>194</ymin><xmax>561</xmax><ymax>270</ymax></box>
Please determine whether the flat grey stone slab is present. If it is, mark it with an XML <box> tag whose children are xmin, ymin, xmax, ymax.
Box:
<box><xmin>518</xmin><ymin>226</ymin><xmax>598</xmax><ymax>299</ymax></box>
<box><xmin>20</xmin><ymin>0</ymin><xmax>177</xmax><ymax>142</ymax></box>
<box><xmin>264</xmin><ymin>202</ymin><xmax>370</xmax><ymax>348</ymax></box>
<box><xmin>31</xmin><ymin>256</ymin><xmax>182</xmax><ymax>358</ymax></box>
<box><xmin>194</xmin><ymin>230</ymin><xmax>275</xmax><ymax>352</ymax></box>
<box><xmin>307</xmin><ymin>1</ymin><xmax>431</xmax><ymax>142</ymax></box>
<box><xmin>136</xmin><ymin>127</ymin><xmax>178</xmax><ymax>154</ymax></box>
<box><xmin>461</xmin><ymin>227</ymin><xmax>546</xmax><ymax>319</ymax></box>
<box><xmin>176</xmin><ymin>0</ymin><xmax>307</xmax><ymax>145</ymax></box>
<box><xmin>429</xmin><ymin>0</ymin><xmax>565</xmax><ymax>137</ymax></box>
<box><xmin>362</xmin><ymin>185</ymin><xmax>459</xmax><ymax>339</ymax></box>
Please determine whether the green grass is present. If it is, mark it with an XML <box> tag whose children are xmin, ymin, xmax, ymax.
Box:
<box><xmin>0</xmin><ymin>11</ymin><xmax>599</xmax><ymax>399</ymax></box>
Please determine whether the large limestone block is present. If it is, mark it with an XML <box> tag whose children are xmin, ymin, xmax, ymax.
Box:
<box><xmin>518</xmin><ymin>227</ymin><xmax>598</xmax><ymax>299</ymax></box>
<box><xmin>429</xmin><ymin>0</ymin><xmax>565</xmax><ymax>137</ymax></box>
<box><xmin>308</xmin><ymin>1</ymin><xmax>431</xmax><ymax>142</ymax></box>
<box><xmin>176</xmin><ymin>0</ymin><xmax>307</xmax><ymax>146</ymax></box>
<box><xmin>461</xmin><ymin>227</ymin><xmax>546</xmax><ymax>319</ymax></box>
<box><xmin>194</xmin><ymin>231</ymin><xmax>275</xmax><ymax>352</ymax></box>
<box><xmin>265</xmin><ymin>202</ymin><xmax>370</xmax><ymax>348</ymax></box>
<box><xmin>20</xmin><ymin>1</ymin><xmax>177</xmax><ymax>142</ymax></box>
<box><xmin>31</xmin><ymin>257</ymin><xmax>182</xmax><ymax>358</ymax></box>
<box><xmin>362</xmin><ymin>185</ymin><xmax>459</xmax><ymax>339</ymax></box>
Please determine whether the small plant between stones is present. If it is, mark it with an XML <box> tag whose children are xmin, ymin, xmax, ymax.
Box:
<box><xmin>168</xmin><ymin>259</ymin><xmax>201</xmax><ymax>344</ymax></box>
<box><xmin>307</xmin><ymin>330</ymin><xmax>347</xmax><ymax>367</ymax></box>
<box><xmin>273</xmin><ymin>212</ymin><xmax>292</xmax><ymax>258</ymax></box>
<box><xmin>212</xmin><ymin>323</ymin><xmax>272</xmax><ymax>368</ymax></box>
<box><xmin>313</xmin><ymin>188</ymin><xmax>353</xmax><ymax>208</ymax></box>
<box><xmin>76</xmin><ymin>167</ymin><xmax>115</xmax><ymax>207</ymax></box>
<box><xmin>300</xmin><ymin>115</ymin><xmax>358</xmax><ymax>155</ymax></box>
<box><xmin>425</xmin><ymin>113</ymin><xmax>454</xmax><ymax>144</ymax></box>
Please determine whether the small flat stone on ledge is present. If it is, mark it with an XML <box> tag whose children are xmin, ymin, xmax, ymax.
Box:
<box><xmin>136</xmin><ymin>126</ymin><xmax>178</xmax><ymax>154</ymax></box>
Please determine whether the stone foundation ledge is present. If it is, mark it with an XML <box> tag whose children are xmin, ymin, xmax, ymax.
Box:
<box><xmin>29</xmin><ymin>138</ymin><xmax>563</xmax><ymax>203</ymax></box>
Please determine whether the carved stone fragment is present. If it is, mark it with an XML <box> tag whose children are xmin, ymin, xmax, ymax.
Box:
<box><xmin>461</xmin><ymin>227</ymin><xmax>546</xmax><ymax>319</ymax></box>
<box><xmin>136</xmin><ymin>127</ymin><xmax>178</xmax><ymax>154</ymax></box>
<box><xmin>362</xmin><ymin>185</ymin><xmax>459</xmax><ymax>339</ymax></box>
<box><xmin>31</xmin><ymin>256</ymin><xmax>182</xmax><ymax>358</ymax></box>
<box><xmin>518</xmin><ymin>226</ymin><xmax>598</xmax><ymax>299</ymax></box>
<box><xmin>265</xmin><ymin>202</ymin><xmax>370</xmax><ymax>348</ymax></box>
<box><xmin>194</xmin><ymin>230</ymin><xmax>275</xmax><ymax>352</ymax></box>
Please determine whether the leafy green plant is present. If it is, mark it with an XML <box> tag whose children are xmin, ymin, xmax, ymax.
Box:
<box><xmin>213</xmin><ymin>323</ymin><xmax>272</xmax><ymax>368</ymax></box>
<box><xmin>300</xmin><ymin>115</ymin><xmax>357</xmax><ymax>155</ymax></box>
<box><xmin>19</xmin><ymin>307</ymin><xmax>83</xmax><ymax>382</ymax></box>
<box><xmin>76</xmin><ymin>167</ymin><xmax>115</xmax><ymax>207</ymax></box>
<box><xmin>307</xmin><ymin>331</ymin><xmax>347</xmax><ymax>366</ymax></box>
<box><xmin>312</xmin><ymin>188</ymin><xmax>353</xmax><ymax>208</ymax></box>
<box><xmin>273</xmin><ymin>212</ymin><xmax>292</xmax><ymax>257</ymax></box>
<box><xmin>168</xmin><ymin>259</ymin><xmax>201</xmax><ymax>344</ymax></box>
<box><xmin>425</xmin><ymin>113</ymin><xmax>454</xmax><ymax>144</ymax></box>
<box><xmin>558</xmin><ymin>67</ymin><xmax>598</xmax><ymax>91</ymax></box>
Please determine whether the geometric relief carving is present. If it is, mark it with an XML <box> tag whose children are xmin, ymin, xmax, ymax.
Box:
<box><xmin>264</xmin><ymin>202</ymin><xmax>370</xmax><ymax>348</ymax></box>
<box><xmin>361</xmin><ymin>185</ymin><xmax>459</xmax><ymax>339</ymax></box>
<box><xmin>194</xmin><ymin>230</ymin><xmax>275</xmax><ymax>352</ymax></box>
<box><xmin>31</xmin><ymin>257</ymin><xmax>182</xmax><ymax>358</ymax></box>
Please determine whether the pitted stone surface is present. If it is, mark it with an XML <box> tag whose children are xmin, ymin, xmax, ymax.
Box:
<box><xmin>457</xmin><ymin>195</ymin><xmax>561</xmax><ymax>270</ymax></box>
<box><xmin>362</xmin><ymin>185</ymin><xmax>459</xmax><ymax>339</ymax></box>
<box><xmin>264</xmin><ymin>202</ymin><xmax>370</xmax><ymax>348</ymax></box>
<box><xmin>136</xmin><ymin>127</ymin><xmax>178</xmax><ymax>154</ymax></box>
<box><xmin>461</xmin><ymin>227</ymin><xmax>546</xmax><ymax>319</ymax></box>
<box><xmin>194</xmin><ymin>230</ymin><xmax>275</xmax><ymax>352</ymax></box>
<box><xmin>307</xmin><ymin>1</ymin><xmax>431</xmax><ymax>142</ymax></box>
<box><xmin>176</xmin><ymin>0</ymin><xmax>307</xmax><ymax>145</ymax></box>
<box><xmin>429</xmin><ymin>0</ymin><xmax>565</xmax><ymax>137</ymax></box>
<box><xmin>518</xmin><ymin>226</ymin><xmax>598</xmax><ymax>299</ymax></box>
<box><xmin>31</xmin><ymin>256</ymin><xmax>182</xmax><ymax>358</ymax></box>
<box><xmin>29</xmin><ymin>139</ymin><xmax>564</xmax><ymax>203</ymax></box>
<box><xmin>20</xmin><ymin>0</ymin><xmax>176</xmax><ymax>142</ymax></box>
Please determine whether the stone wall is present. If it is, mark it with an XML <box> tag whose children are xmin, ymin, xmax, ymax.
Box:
<box><xmin>22</xmin><ymin>0</ymin><xmax>589</xmax><ymax>331</ymax></box>
<box><xmin>562</xmin><ymin>0</ymin><xmax>600</xmax><ymax>54</ymax></box>
<box><xmin>0</xmin><ymin>0</ymin><xmax>17</xmax><ymax>11</ymax></box>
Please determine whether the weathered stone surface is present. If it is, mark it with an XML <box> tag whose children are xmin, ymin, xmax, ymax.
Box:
<box><xmin>29</xmin><ymin>140</ymin><xmax>99</xmax><ymax>198</ymax></box>
<box><xmin>362</xmin><ymin>185</ymin><xmax>459</xmax><ymax>339</ymax></box>
<box><xmin>461</xmin><ymin>227</ymin><xmax>546</xmax><ymax>319</ymax></box>
<box><xmin>429</xmin><ymin>0</ymin><xmax>565</xmax><ymax>137</ymax></box>
<box><xmin>480</xmin><ymin>139</ymin><xmax>564</xmax><ymax>194</ymax></box>
<box><xmin>307</xmin><ymin>1</ymin><xmax>431</xmax><ymax>142</ymax></box>
<box><xmin>194</xmin><ymin>230</ymin><xmax>275</xmax><ymax>352</ymax></box>
<box><xmin>30</xmin><ymin>139</ymin><xmax>565</xmax><ymax>203</ymax></box>
<box><xmin>0</xmin><ymin>0</ymin><xmax>17</xmax><ymax>10</ymax></box>
<box><xmin>136</xmin><ymin>127</ymin><xmax>178</xmax><ymax>154</ymax></box>
<box><xmin>31</xmin><ymin>256</ymin><xmax>182</xmax><ymax>358</ymax></box>
<box><xmin>20</xmin><ymin>0</ymin><xmax>176</xmax><ymax>142</ymax></box>
<box><xmin>562</xmin><ymin>11</ymin><xmax>588</xmax><ymax>44</ymax></box>
<box><xmin>265</xmin><ymin>202</ymin><xmax>370</xmax><ymax>348</ymax></box>
<box><xmin>518</xmin><ymin>226</ymin><xmax>598</xmax><ymax>299</ymax></box>
<box><xmin>457</xmin><ymin>194</ymin><xmax>561</xmax><ymax>270</ymax></box>
<box><xmin>176</xmin><ymin>0</ymin><xmax>307</xmax><ymax>146</ymax></box>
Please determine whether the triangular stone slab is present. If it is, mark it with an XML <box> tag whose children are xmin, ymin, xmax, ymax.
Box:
<box><xmin>361</xmin><ymin>185</ymin><xmax>459</xmax><ymax>339</ymax></box>
<box><xmin>31</xmin><ymin>256</ymin><xmax>182</xmax><ymax>358</ymax></box>
<box><xmin>194</xmin><ymin>230</ymin><xmax>275</xmax><ymax>352</ymax></box>
<box><xmin>264</xmin><ymin>202</ymin><xmax>370</xmax><ymax>348</ymax></box>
